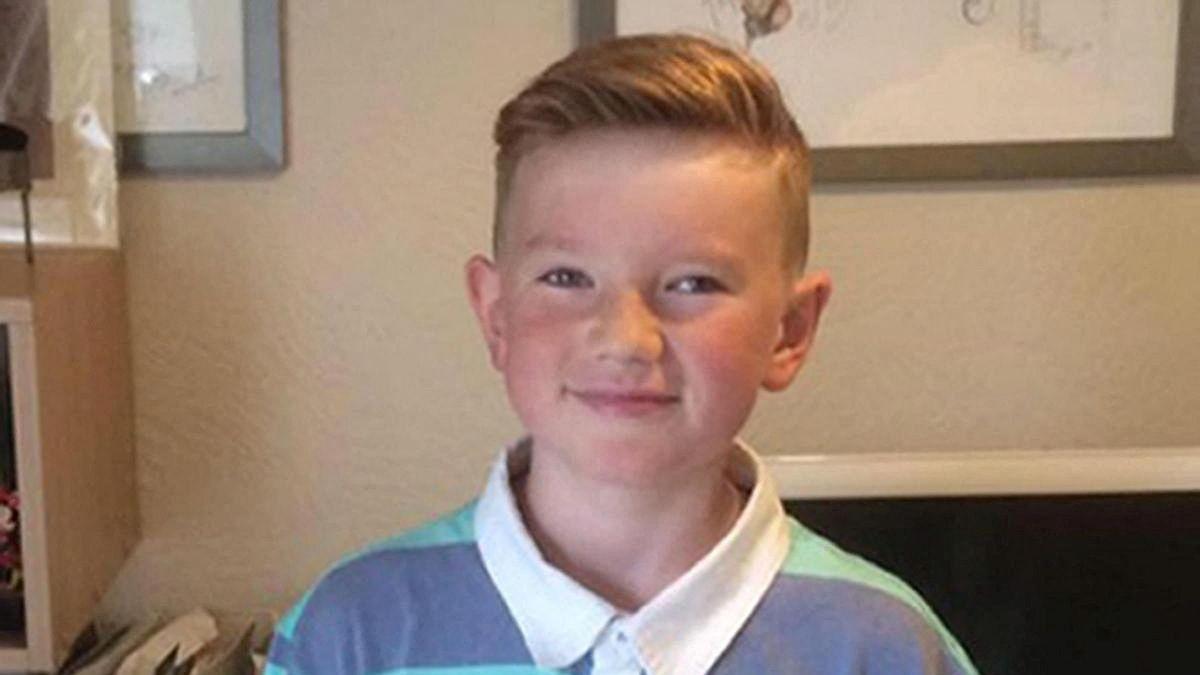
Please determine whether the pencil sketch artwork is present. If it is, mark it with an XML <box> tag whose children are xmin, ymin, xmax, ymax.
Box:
<box><xmin>736</xmin><ymin>0</ymin><xmax>793</xmax><ymax>46</ymax></box>
<box><xmin>111</xmin><ymin>0</ymin><xmax>245</xmax><ymax>134</ymax></box>
<box><xmin>0</xmin><ymin>0</ymin><xmax>54</xmax><ymax>178</ymax></box>
<box><xmin>964</xmin><ymin>0</ymin><xmax>1112</xmax><ymax>61</ymax></box>
<box><xmin>1014</xmin><ymin>0</ymin><xmax>1112</xmax><ymax>61</ymax></box>
<box><xmin>620</xmin><ymin>0</ymin><xmax>1179</xmax><ymax>147</ymax></box>
<box><xmin>961</xmin><ymin>0</ymin><xmax>998</xmax><ymax>26</ymax></box>
<box><xmin>704</xmin><ymin>0</ymin><xmax>854</xmax><ymax>47</ymax></box>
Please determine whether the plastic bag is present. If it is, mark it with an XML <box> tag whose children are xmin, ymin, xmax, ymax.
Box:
<box><xmin>0</xmin><ymin>0</ymin><xmax>119</xmax><ymax>248</ymax></box>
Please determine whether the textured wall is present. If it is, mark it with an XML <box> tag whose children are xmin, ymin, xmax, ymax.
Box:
<box><xmin>748</xmin><ymin>180</ymin><xmax>1200</xmax><ymax>454</ymax></box>
<box><xmin>102</xmin><ymin>1</ymin><xmax>1200</xmax><ymax>621</ymax></box>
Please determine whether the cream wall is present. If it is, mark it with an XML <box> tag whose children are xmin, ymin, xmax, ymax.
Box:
<box><xmin>101</xmin><ymin>1</ymin><xmax>1200</xmax><ymax>621</ymax></box>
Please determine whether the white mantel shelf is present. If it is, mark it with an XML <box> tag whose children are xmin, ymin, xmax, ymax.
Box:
<box><xmin>764</xmin><ymin>446</ymin><xmax>1200</xmax><ymax>499</ymax></box>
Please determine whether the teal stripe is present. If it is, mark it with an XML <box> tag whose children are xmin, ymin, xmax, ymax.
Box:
<box><xmin>360</xmin><ymin>500</ymin><xmax>478</xmax><ymax>553</ymax></box>
<box><xmin>275</xmin><ymin>588</ymin><xmax>313</xmax><ymax>640</ymax></box>
<box><xmin>781</xmin><ymin>518</ymin><xmax>980</xmax><ymax>675</ymax></box>
<box><xmin>275</xmin><ymin>501</ymin><xmax>478</xmax><ymax>641</ymax></box>
<box><xmin>262</xmin><ymin>664</ymin><xmax>288</xmax><ymax>675</ymax></box>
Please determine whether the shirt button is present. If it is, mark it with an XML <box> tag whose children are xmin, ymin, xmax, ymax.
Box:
<box><xmin>616</xmin><ymin>631</ymin><xmax>628</xmax><ymax>643</ymax></box>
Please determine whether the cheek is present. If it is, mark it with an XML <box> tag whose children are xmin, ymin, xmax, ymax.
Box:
<box><xmin>504</xmin><ymin>291</ymin><xmax>595</xmax><ymax>360</ymax></box>
<box><xmin>500</xmin><ymin>304</ymin><xmax>576</xmax><ymax>412</ymax></box>
<box><xmin>690</xmin><ymin>309</ymin><xmax>777</xmax><ymax>377</ymax></box>
<box><xmin>506</xmin><ymin>302</ymin><xmax>575</xmax><ymax>363</ymax></box>
<box><xmin>692</xmin><ymin>333</ymin><xmax>768</xmax><ymax>392</ymax></box>
<box><xmin>681</xmin><ymin>313</ymin><xmax>778</xmax><ymax>415</ymax></box>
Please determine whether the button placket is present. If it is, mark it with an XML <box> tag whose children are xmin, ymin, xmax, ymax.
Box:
<box><xmin>592</xmin><ymin>620</ymin><xmax>644</xmax><ymax>675</ymax></box>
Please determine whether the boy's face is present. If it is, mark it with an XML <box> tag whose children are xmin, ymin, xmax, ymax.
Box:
<box><xmin>467</xmin><ymin>129</ymin><xmax>830</xmax><ymax>489</ymax></box>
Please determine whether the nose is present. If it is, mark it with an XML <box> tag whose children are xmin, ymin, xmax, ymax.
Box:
<box><xmin>588</xmin><ymin>290</ymin><xmax>664</xmax><ymax>364</ymax></box>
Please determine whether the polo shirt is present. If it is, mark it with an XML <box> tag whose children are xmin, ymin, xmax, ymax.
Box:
<box><xmin>475</xmin><ymin>437</ymin><xmax>791</xmax><ymax>674</ymax></box>
<box><xmin>266</xmin><ymin>439</ymin><xmax>978</xmax><ymax>675</ymax></box>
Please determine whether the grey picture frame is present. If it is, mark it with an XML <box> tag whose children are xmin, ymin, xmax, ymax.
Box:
<box><xmin>118</xmin><ymin>0</ymin><xmax>285</xmax><ymax>174</ymax></box>
<box><xmin>577</xmin><ymin>1</ymin><xmax>1200</xmax><ymax>183</ymax></box>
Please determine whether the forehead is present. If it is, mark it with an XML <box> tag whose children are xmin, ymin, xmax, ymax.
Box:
<box><xmin>513</xmin><ymin>128</ymin><xmax>773</xmax><ymax>191</ymax></box>
<box><xmin>500</xmin><ymin>129</ymin><xmax>786</xmax><ymax>257</ymax></box>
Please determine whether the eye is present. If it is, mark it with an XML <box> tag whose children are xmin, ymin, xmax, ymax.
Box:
<box><xmin>537</xmin><ymin>267</ymin><xmax>593</xmax><ymax>289</ymax></box>
<box><xmin>667</xmin><ymin>275</ymin><xmax>727</xmax><ymax>294</ymax></box>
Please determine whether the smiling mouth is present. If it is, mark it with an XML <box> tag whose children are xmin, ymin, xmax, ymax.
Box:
<box><xmin>566</xmin><ymin>388</ymin><xmax>680</xmax><ymax>417</ymax></box>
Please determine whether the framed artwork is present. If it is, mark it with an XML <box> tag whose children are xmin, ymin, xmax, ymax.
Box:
<box><xmin>579</xmin><ymin>0</ymin><xmax>1200</xmax><ymax>182</ymax></box>
<box><xmin>0</xmin><ymin>1</ymin><xmax>53</xmax><ymax>180</ymax></box>
<box><xmin>0</xmin><ymin>0</ymin><xmax>118</xmax><ymax>248</ymax></box>
<box><xmin>113</xmin><ymin>0</ymin><xmax>284</xmax><ymax>173</ymax></box>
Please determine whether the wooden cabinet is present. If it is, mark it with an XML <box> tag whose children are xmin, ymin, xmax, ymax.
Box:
<box><xmin>0</xmin><ymin>248</ymin><xmax>138</xmax><ymax>672</ymax></box>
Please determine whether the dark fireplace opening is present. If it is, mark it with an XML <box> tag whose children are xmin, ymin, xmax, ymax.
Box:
<box><xmin>785</xmin><ymin>492</ymin><xmax>1200</xmax><ymax>674</ymax></box>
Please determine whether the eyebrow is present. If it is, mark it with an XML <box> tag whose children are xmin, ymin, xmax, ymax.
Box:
<box><xmin>520</xmin><ymin>234</ymin><xmax>584</xmax><ymax>253</ymax></box>
<box><xmin>671</xmin><ymin>244</ymin><xmax>745</xmax><ymax>271</ymax></box>
<box><xmin>521</xmin><ymin>234</ymin><xmax>746</xmax><ymax>270</ymax></box>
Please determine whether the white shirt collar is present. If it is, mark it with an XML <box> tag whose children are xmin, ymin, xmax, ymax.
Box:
<box><xmin>474</xmin><ymin>437</ymin><xmax>791</xmax><ymax>674</ymax></box>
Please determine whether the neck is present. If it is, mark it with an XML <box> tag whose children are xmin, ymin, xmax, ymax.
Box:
<box><xmin>514</xmin><ymin>447</ymin><xmax>746</xmax><ymax>611</ymax></box>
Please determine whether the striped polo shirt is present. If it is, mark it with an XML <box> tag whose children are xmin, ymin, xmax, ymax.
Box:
<box><xmin>267</xmin><ymin>440</ymin><xmax>977</xmax><ymax>674</ymax></box>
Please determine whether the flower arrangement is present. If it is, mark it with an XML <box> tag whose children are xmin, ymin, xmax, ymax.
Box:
<box><xmin>0</xmin><ymin>487</ymin><xmax>19</xmax><ymax>592</ymax></box>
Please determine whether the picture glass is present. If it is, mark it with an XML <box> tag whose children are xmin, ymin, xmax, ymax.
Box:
<box><xmin>618</xmin><ymin>0</ymin><xmax>1181</xmax><ymax>148</ymax></box>
<box><xmin>112</xmin><ymin>0</ymin><xmax>246</xmax><ymax>134</ymax></box>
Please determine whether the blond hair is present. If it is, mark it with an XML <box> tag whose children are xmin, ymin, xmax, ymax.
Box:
<box><xmin>492</xmin><ymin>33</ymin><xmax>810</xmax><ymax>269</ymax></box>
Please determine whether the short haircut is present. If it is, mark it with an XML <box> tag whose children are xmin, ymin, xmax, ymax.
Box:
<box><xmin>492</xmin><ymin>33</ymin><xmax>811</xmax><ymax>270</ymax></box>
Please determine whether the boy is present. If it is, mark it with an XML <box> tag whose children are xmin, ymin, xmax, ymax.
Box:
<box><xmin>267</xmin><ymin>35</ymin><xmax>977</xmax><ymax>675</ymax></box>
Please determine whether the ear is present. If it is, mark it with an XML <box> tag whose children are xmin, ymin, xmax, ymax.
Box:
<box><xmin>762</xmin><ymin>270</ymin><xmax>832</xmax><ymax>392</ymax></box>
<box><xmin>465</xmin><ymin>254</ymin><xmax>508</xmax><ymax>370</ymax></box>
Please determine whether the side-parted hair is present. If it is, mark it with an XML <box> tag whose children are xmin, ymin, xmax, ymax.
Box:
<box><xmin>492</xmin><ymin>33</ymin><xmax>811</xmax><ymax>270</ymax></box>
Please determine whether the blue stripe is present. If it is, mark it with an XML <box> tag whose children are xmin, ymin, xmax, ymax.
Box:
<box><xmin>275</xmin><ymin>502</ymin><xmax>476</xmax><ymax>642</ymax></box>
<box><xmin>269</xmin><ymin>527</ymin><xmax>532</xmax><ymax>672</ymax></box>
<box><xmin>367</xmin><ymin>662</ymin><xmax>559</xmax><ymax>667</ymax></box>
<box><xmin>779</xmin><ymin>517</ymin><xmax>978</xmax><ymax>675</ymax></box>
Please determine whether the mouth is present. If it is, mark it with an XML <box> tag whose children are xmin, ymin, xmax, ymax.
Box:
<box><xmin>565</xmin><ymin>388</ymin><xmax>681</xmax><ymax>417</ymax></box>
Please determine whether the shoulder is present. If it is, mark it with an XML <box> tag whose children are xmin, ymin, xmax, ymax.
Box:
<box><xmin>728</xmin><ymin>517</ymin><xmax>978</xmax><ymax>675</ymax></box>
<box><xmin>268</xmin><ymin>501</ymin><xmax>518</xmax><ymax>672</ymax></box>
<box><xmin>777</xmin><ymin>516</ymin><xmax>944</xmax><ymax>628</ymax></box>
<box><xmin>280</xmin><ymin>500</ymin><xmax>479</xmax><ymax>634</ymax></box>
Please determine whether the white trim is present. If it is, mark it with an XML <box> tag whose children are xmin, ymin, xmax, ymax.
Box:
<box><xmin>8</xmin><ymin>314</ymin><xmax>53</xmax><ymax>670</ymax></box>
<box><xmin>0</xmin><ymin>301</ymin><xmax>31</xmax><ymax>325</ymax></box>
<box><xmin>0</xmin><ymin>646</ymin><xmax>30</xmax><ymax>671</ymax></box>
<box><xmin>764</xmin><ymin>447</ymin><xmax>1200</xmax><ymax>499</ymax></box>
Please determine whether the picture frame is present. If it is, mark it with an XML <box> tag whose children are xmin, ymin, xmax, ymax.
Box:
<box><xmin>115</xmin><ymin>0</ymin><xmax>284</xmax><ymax>174</ymax></box>
<box><xmin>578</xmin><ymin>1</ymin><xmax>1200</xmax><ymax>182</ymax></box>
<box><xmin>0</xmin><ymin>0</ymin><xmax>119</xmax><ymax>248</ymax></box>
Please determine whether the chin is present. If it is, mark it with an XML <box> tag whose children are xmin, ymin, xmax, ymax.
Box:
<box><xmin>562</xmin><ymin>432</ymin><xmax>715</xmax><ymax>489</ymax></box>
